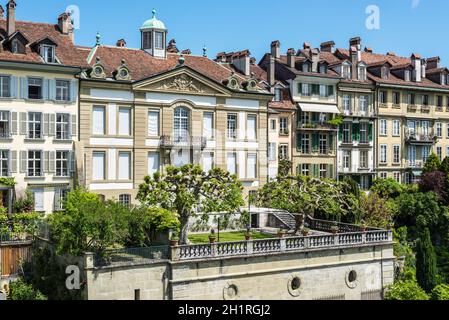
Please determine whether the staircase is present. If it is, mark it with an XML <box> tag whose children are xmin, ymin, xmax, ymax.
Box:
<box><xmin>271</xmin><ymin>210</ymin><xmax>296</xmax><ymax>230</ymax></box>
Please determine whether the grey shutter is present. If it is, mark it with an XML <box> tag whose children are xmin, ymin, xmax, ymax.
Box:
<box><xmin>43</xmin><ymin>113</ymin><xmax>49</xmax><ymax>136</ymax></box>
<box><xmin>20</xmin><ymin>151</ymin><xmax>27</xmax><ymax>173</ymax></box>
<box><xmin>70</xmin><ymin>80</ymin><xmax>78</xmax><ymax>102</ymax></box>
<box><xmin>44</xmin><ymin>151</ymin><xmax>50</xmax><ymax>173</ymax></box>
<box><xmin>49</xmin><ymin>114</ymin><xmax>55</xmax><ymax>136</ymax></box>
<box><xmin>49</xmin><ymin>151</ymin><xmax>56</xmax><ymax>173</ymax></box>
<box><xmin>20</xmin><ymin>77</ymin><xmax>28</xmax><ymax>99</ymax></box>
<box><xmin>49</xmin><ymin>79</ymin><xmax>56</xmax><ymax>101</ymax></box>
<box><xmin>11</xmin><ymin>112</ymin><xmax>17</xmax><ymax>135</ymax></box>
<box><xmin>71</xmin><ymin>115</ymin><xmax>77</xmax><ymax>137</ymax></box>
<box><xmin>19</xmin><ymin>112</ymin><xmax>27</xmax><ymax>135</ymax></box>
<box><xmin>10</xmin><ymin>76</ymin><xmax>18</xmax><ymax>98</ymax></box>
<box><xmin>43</xmin><ymin>78</ymin><xmax>49</xmax><ymax>100</ymax></box>
<box><xmin>54</xmin><ymin>189</ymin><xmax>61</xmax><ymax>211</ymax></box>
<box><xmin>10</xmin><ymin>151</ymin><xmax>17</xmax><ymax>173</ymax></box>
<box><xmin>70</xmin><ymin>151</ymin><xmax>76</xmax><ymax>174</ymax></box>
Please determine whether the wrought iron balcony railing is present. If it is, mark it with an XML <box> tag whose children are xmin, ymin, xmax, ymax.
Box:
<box><xmin>160</xmin><ymin>135</ymin><xmax>207</xmax><ymax>150</ymax></box>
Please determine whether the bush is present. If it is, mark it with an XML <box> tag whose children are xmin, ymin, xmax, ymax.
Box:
<box><xmin>13</xmin><ymin>190</ymin><xmax>35</xmax><ymax>213</ymax></box>
<box><xmin>370</xmin><ymin>178</ymin><xmax>403</xmax><ymax>199</ymax></box>
<box><xmin>431</xmin><ymin>284</ymin><xmax>449</xmax><ymax>300</ymax></box>
<box><xmin>8</xmin><ymin>279</ymin><xmax>47</xmax><ymax>300</ymax></box>
<box><xmin>416</xmin><ymin>228</ymin><xmax>439</xmax><ymax>293</ymax></box>
<box><xmin>385</xmin><ymin>280</ymin><xmax>430</xmax><ymax>300</ymax></box>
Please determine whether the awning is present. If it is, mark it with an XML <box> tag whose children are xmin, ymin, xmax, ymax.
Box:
<box><xmin>299</xmin><ymin>103</ymin><xmax>340</xmax><ymax>114</ymax></box>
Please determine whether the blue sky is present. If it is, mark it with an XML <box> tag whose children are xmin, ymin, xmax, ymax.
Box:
<box><xmin>10</xmin><ymin>0</ymin><xmax>449</xmax><ymax>65</ymax></box>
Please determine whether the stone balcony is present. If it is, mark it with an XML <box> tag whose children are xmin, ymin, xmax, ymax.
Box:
<box><xmin>159</xmin><ymin>135</ymin><xmax>207</xmax><ymax>150</ymax></box>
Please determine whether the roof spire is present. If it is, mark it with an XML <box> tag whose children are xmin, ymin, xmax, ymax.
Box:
<box><xmin>96</xmin><ymin>31</ymin><xmax>101</xmax><ymax>46</ymax></box>
<box><xmin>152</xmin><ymin>8</ymin><xmax>156</xmax><ymax>19</ymax></box>
<box><xmin>203</xmin><ymin>45</ymin><xmax>207</xmax><ymax>57</ymax></box>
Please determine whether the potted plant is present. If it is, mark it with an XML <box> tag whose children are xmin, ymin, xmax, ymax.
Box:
<box><xmin>301</xmin><ymin>228</ymin><xmax>310</xmax><ymax>237</ymax></box>
<box><xmin>245</xmin><ymin>228</ymin><xmax>253</xmax><ymax>241</ymax></box>
<box><xmin>209</xmin><ymin>229</ymin><xmax>217</xmax><ymax>243</ymax></box>
<box><xmin>330</xmin><ymin>222</ymin><xmax>339</xmax><ymax>235</ymax></box>
<box><xmin>387</xmin><ymin>221</ymin><xmax>394</xmax><ymax>230</ymax></box>
<box><xmin>359</xmin><ymin>220</ymin><xmax>368</xmax><ymax>233</ymax></box>
<box><xmin>170</xmin><ymin>232</ymin><xmax>179</xmax><ymax>247</ymax></box>
<box><xmin>277</xmin><ymin>229</ymin><xmax>286</xmax><ymax>238</ymax></box>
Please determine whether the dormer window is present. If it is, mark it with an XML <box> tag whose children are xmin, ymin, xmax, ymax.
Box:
<box><xmin>302</xmin><ymin>63</ymin><xmax>310</xmax><ymax>73</ymax></box>
<box><xmin>142</xmin><ymin>32</ymin><xmax>152</xmax><ymax>50</ymax></box>
<box><xmin>342</xmin><ymin>64</ymin><xmax>351</xmax><ymax>79</ymax></box>
<box><xmin>358</xmin><ymin>66</ymin><xmax>367</xmax><ymax>81</ymax></box>
<box><xmin>441</xmin><ymin>74</ymin><xmax>447</xmax><ymax>85</ymax></box>
<box><xmin>405</xmin><ymin>70</ymin><xmax>411</xmax><ymax>82</ymax></box>
<box><xmin>41</xmin><ymin>45</ymin><xmax>55</xmax><ymax>63</ymax></box>
<box><xmin>319</xmin><ymin>64</ymin><xmax>327</xmax><ymax>74</ymax></box>
<box><xmin>155</xmin><ymin>32</ymin><xmax>164</xmax><ymax>50</ymax></box>
<box><xmin>12</xmin><ymin>40</ymin><xmax>19</xmax><ymax>54</ymax></box>
<box><xmin>274</xmin><ymin>88</ymin><xmax>282</xmax><ymax>102</ymax></box>
<box><xmin>381</xmin><ymin>66</ymin><xmax>389</xmax><ymax>79</ymax></box>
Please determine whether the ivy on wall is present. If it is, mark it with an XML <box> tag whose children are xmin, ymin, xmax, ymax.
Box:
<box><xmin>0</xmin><ymin>177</ymin><xmax>16</xmax><ymax>188</ymax></box>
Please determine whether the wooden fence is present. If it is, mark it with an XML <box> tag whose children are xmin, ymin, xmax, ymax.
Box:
<box><xmin>0</xmin><ymin>242</ymin><xmax>33</xmax><ymax>277</ymax></box>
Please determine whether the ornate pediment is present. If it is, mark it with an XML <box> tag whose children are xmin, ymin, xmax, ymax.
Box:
<box><xmin>157</xmin><ymin>74</ymin><xmax>206</xmax><ymax>93</ymax></box>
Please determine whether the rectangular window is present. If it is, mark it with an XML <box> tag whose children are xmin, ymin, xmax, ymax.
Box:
<box><xmin>28</xmin><ymin>112</ymin><xmax>42</xmax><ymax>139</ymax></box>
<box><xmin>227</xmin><ymin>153</ymin><xmax>237</xmax><ymax>175</ymax></box>
<box><xmin>360</xmin><ymin>176</ymin><xmax>369</xmax><ymax>190</ymax></box>
<box><xmin>0</xmin><ymin>111</ymin><xmax>10</xmax><ymax>139</ymax></box>
<box><xmin>148</xmin><ymin>110</ymin><xmax>160</xmax><ymax>136</ymax></box>
<box><xmin>0</xmin><ymin>75</ymin><xmax>11</xmax><ymax>98</ymax></box>
<box><xmin>393</xmin><ymin>172</ymin><xmax>401</xmax><ymax>183</ymax></box>
<box><xmin>92</xmin><ymin>152</ymin><xmax>105</xmax><ymax>181</ymax></box>
<box><xmin>28</xmin><ymin>78</ymin><xmax>43</xmax><ymax>100</ymax></box>
<box><xmin>279</xmin><ymin>144</ymin><xmax>289</xmax><ymax>160</ymax></box>
<box><xmin>274</xmin><ymin>88</ymin><xmax>282</xmax><ymax>102</ymax></box>
<box><xmin>379</xmin><ymin>91</ymin><xmax>387</xmax><ymax>104</ymax></box>
<box><xmin>28</xmin><ymin>150</ymin><xmax>42</xmax><ymax>177</ymax></box>
<box><xmin>380</xmin><ymin>145</ymin><xmax>387</xmax><ymax>164</ymax></box>
<box><xmin>380</xmin><ymin>119</ymin><xmax>387</xmax><ymax>136</ymax></box>
<box><xmin>56</xmin><ymin>113</ymin><xmax>70</xmax><ymax>140</ymax></box>
<box><xmin>301</xmin><ymin>164</ymin><xmax>310</xmax><ymax>176</ymax></box>
<box><xmin>203</xmin><ymin>112</ymin><xmax>214</xmax><ymax>139</ymax></box>
<box><xmin>407</xmin><ymin>93</ymin><xmax>415</xmax><ymax>105</ymax></box>
<box><xmin>393</xmin><ymin>92</ymin><xmax>401</xmax><ymax>105</ymax></box>
<box><xmin>422</xmin><ymin>95</ymin><xmax>429</xmax><ymax>106</ymax></box>
<box><xmin>227</xmin><ymin>114</ymin><xmax>237</xmax><ymax>139</ymax></box>
<box><xmin>119</xmin><ymin>194</ymin><xmax>131</xmax><ymax>206</ymax></box>
<box><xmin>118</xmin><ymin>108</ymin><xmax>131</xmax><ymax>136</ymax></box>
<box><xmin>437</xmin><ymin>147</ymin><xmax>443</xmax><ymax>161</ymax></box>
<box><xmin>319</xmin><ymin>85</ymin><xmax>327</xmax><ymax>97</ymax></box>
<box><xmin>301</xmin><ymin>133</ymin><xmax>310</xmax><ymax>154</ymax></box>
<box><xmin>422</xmin><ymin>146</ymin><xmax>430</xmax><ymax>163</ymax></box>
<box><xmin>301</xmin><ymin>83</ymin><xmax>311</xmax><ymax>96</ymax></box>
<box><xmin>0</xmin><ymin>150</ymin><xmax>9</xmax><ymax>176</ymax></box>
<box><xmin>247</xmin><ymin>115</ymin><xmax>257</xmax><ymax>140</ymax></box>
<box><xmin>55</xmin><ymin>80</ymin><xmax>70</xmax><ymax>101</ymax></box>
<box><xmin>343</xmin><ymin>150</ymin><xmax>351</xmax><ymax>169</ymax></box>
<box><xmin>56</xmin><ymin>151</ymin><xmax>69</xmax><ymax>177</ymax></box>
<box><xmin>247</xmin><ymin>153</ymin><xmax>257</xmax><ymax>179</ymax></box>
<box><xmin>436</xmin><ymin>122</ymin><xmax>443</xmax><ymax>138</ymax></box>
<box><xmin>203</xmin><ymin>152</ymin><xmax>214</xmax><ymax>172</ymax></box>
<box><xmin>41</xmin><ymin>45</ymin><xmax>55</xmax><ymax>63</ymax></box>
<box><xmin>360</xmin><ymin>150</ymin><xmax>368</xmax><ymax>169</ymax></box>
<box><xmin>148</xmin><ymin>152</ymin><xmax>160</xmax><ymax>177</ymax></box>
<box><xmin>359</xmin><ymin>95</ymin><xmax>367</xmax><ymax>112</ymax></box>
<box><xmin>93</xmin><ymin>106</ymin><xmax>106</xmax><ymax>135</ymax></box>
<box><xmin>279</xmin><ymin>118</ymin><xmax>288</xmax><ymax>135</ymax></box>
<box><xmin>55</xmin><ymin>188</ymin><xmax>69</xmax><ymax>211</ymax></box>
<box><xmin>270</xmin><ymin>119</ymin><xmax>276</xmax><ymax>131</ymax></box>
<box><xmin>360</xmin><ymin>123</ymin><xmax>368</xmax><ymax>144</ymax></box>
<box><xmin>268</xmin><ymin>143</ymin><xmax>276</xmax><ymax>161</ymax></box>
<box><xmin>393</xmin><ymin>120</ymin><xmax>401</xmax><ymax>137</ymax></box>
<box><xmin>343</xmin><ymin>123</ymin><xmax>351</xmax><ymax>144</ymax></box>
<box><xmin>319</xmin><ymin>164</ymin><xmax>327</xmax><ymax>179</ymax></box>
<box><xmin>155</xmin><ymin>32</ymin><xmax>164</xmax><ymax>50</ymax></box>
<box><xmin>31</xmin><ymin>189</ymin><xmax>44</xmax><ymax>212</ymax></box>
<box><xmin>343</xmin><ymin>95</ymin><xmax>351</xmax><ymax>113</ymax></box>
<box><xmin>393</xmin><ymin>145</ymin><xmax>401</xmax><ymax>164</ymax></box>
<box><xmin>319</xmin><ymin>134</ymin><xmax>327</xmax><ymax>155</ymax></box>
<box><xmin>408</xmin><ymin>146</ymin><xmax>416</xmax><ymax>167</ymax></box>
<box><xmin>437</xmin><ymin>96</ymin><xmax>443</xmax><ymax>110</ymax></box>
<box><xmin>380</xmin><ymin>172</ymin><xmax>388</xmax><ymax>179</ymax></box>
<box><xmin>118</xmin><ymin>152</ymin><xmax>131</xmax><ymax>180</ymax></box>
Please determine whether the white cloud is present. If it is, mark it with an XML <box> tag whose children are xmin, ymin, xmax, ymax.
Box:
<box><xmin>412</xmin><ymin>0</ymin><xmax>420</xmax><ymax>9</ymax></box>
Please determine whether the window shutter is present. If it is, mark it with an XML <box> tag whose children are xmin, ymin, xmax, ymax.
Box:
<box><xmin>148</xmin><ymin>111</ymin><xmax>159</xmax><ymax>136</ymax></box>
<box><xmin>312</xmin><ymin>164</ymin><xmax>319</xmax><ymax>177</ymax></box>
<box><xmin>20</xmin><ymin>77</ymin><xmax>28</xmax><ymax>99</ymax></box>
<box><xmin>339</xmin><ymin>125</ymin><xmax>344</xmax><ymax>142</ymax></box>
<box><xmin>70</xmin><ymin>151</ymin><xmax>76</xmax><ymax>173</ymax></box>
<box><xmin>11</xmin><ymin>76</ymin><xmax>18</xmax><ymax>98</ymax></box>
<box><xmin>49</xmin><ymin>79</ymin><xmax>56</xmax><ymax>100</ymax></box>
<box><xmin>312</xmin><ymin>133</ymin><xmax>319</xmax><ymax>152</ymax></box>
<box><xmin>43</xmin><ymin>79</ymin><xmax>49</xmax><ymax>100</ymax></box>
<box><xmin>328</xmin><ymin>164</ymin><xmax>334</xmax><ymax>179</ymax></box>
<box><xmin>49</xmin><ymin>151</ymin><xmax>56</xmax><ymax>173</ymax></box>
<box><xmin>49</xmin><ymin>114</ymin><xmax>56</xmax><ymax>136</ymax></box>
<box><xmin>71</xmin><ymin>115</ymin><xmax>77</xmax><ymax>137</ymax></box>
<box><xmin>70</xmin><ymin>80</ymin><xmax>78</xmax><ymax>102</ymax></box>
<box><xmin>11</xmin><ymin>112</ymin><xmax>18</xmax><ymax>135</ymax></box>
<box><xmin>54</xmin><ymin>189</ymin><xmax>61</xmax><ymax>212</ymax></box>
<box><xmin>327</xmin><ymin>85</ymin><xmax>334</xmax><ymax>97</ymax></box>
<box><xmin>352</xmin><ymin>123</ymin><xmax>360</xmax><ymax>142</ymax></box>
<box><xmin>368</xmin><ymin>123</ymin><xmax>373</xmax><ymax>142</ymax></box>
<box><xmin>328</xmin><ymin>133</ymin><xmax>334</xmax><ymax>152</ymax></box>
<box><xmin>44</xmin><ymin>151</ymin><xmax>50</xmax><ymax>173</ymax></box>
<box><xmin>19</xmin><ymin>112</ymin><xmax>27</xmax><ymax>135</ymax></box>
<box><xmin>296</xmin><ymin>133</ymin><xmax>302</xmax><ymax>151</ymax></box>
<box><xmin>20</xmin><ymin>151</ymin><xmax>27</xmax><ymax>173</ymax></box>
<box><xmin>43</xmin><ymin>113</ymin><xmax>49</xmax><ymax>136</ymax></box>
<box><xmin>10</xmin><ymin>151</ymin><xmax>17</xmax><ymax>173</ymax></box>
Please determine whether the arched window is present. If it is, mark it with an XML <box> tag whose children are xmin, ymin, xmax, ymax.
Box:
<box><xmin>174</xmin><ymin>107</ymin><xmax>189</xmax><ymax>141</ymax></box>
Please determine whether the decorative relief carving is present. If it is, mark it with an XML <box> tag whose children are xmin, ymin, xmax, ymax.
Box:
<box><xmin>157</xmin><ymin>74</ymin><xmax>205</xmax><ymax>93</ymax></box>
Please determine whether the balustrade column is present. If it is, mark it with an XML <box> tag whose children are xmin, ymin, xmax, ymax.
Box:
<box><xmin>280</xmin><ymin>239</ymin><xmax>286</xmax><ymax>252</ymax></box>
<box><xmin>247</xmin><ymin>241</ymin><xmax>254</xmax><ymax>255</ymax></box>
<box><xmin>362</xmin><ymin>233</ymin><xmax>367</xmax><ymax>244</ymax></box>
<box><xmin>304</xmin><ymin>237</ymin><xmax>310</xmax><ymax>249</ymax></box>
<box><xmin>334</xmin><ymin>235</ymin><xmax>340</xmax><ymax>246</ymax></box>
<box><xmin>170</xmin><ymin>246</ymin><xmax>180</xmax><ymax>261</ymax></box>
<box><xmin>211</xmin><ymin>243</ymin><xmax>217</xmax><ymax>257</ymax></box>
<box><xmin>388</xmin><ymin>231</ymin><xmax>393</xmax><ymax>242</ymax></box>
<box><xmin>85</xmin><ymin>252</ymin><xmax>94</xmax><ymax>268</ymax></box>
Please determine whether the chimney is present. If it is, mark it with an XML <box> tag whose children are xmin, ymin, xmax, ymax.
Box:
<box><xmin>320</xmin><ymin>41</ymin><xmax>335</xmax><ymax>53</ymax></box>
<box><xmin>267</xmin><ymin>56</ymin><xmax>276</xmax><ymax>89</ymax></box>
<box><xmin>311</xmin><ymin>48</ymin><xmax>320</xmax><ymax>73</ymax></box>
<box><xmin>411</xmin><ymin>53</ymin><xmax>422</xmax><ymax>82</ymax></box>
<box><xmin>232</xmin><ymin>50</ymin><xmax>251</xmax><ymax>76</ymax></box>
<box><xmin>364</xmin><ymin>47</ymin><xmax>373</xmax><ymax>53</ymax></box>
<box><xmin>386</xmin><ymin>52</ymin><xmax>396</xmax><ymax>56</ymax></box>
<box><xmin>303</xmin><ymin>42</ymin><xmax>311</xmax><ymax>50</ymax></box>
<box><xmin>250</xmin><ymin>57</ymin><xmax>256</xmax><ymax>65</ymax></box>
<box><xmin>167</xmin><ymin>39</ymin><xmax>179</xmax><ymax>53</ymax></box>
<box><xmin>58</xmin><ymin>12</ymin><xmax>74</xmax><ymax>42</ymax></box>
<box><xmin>0</xmin><ymin>6</ymin><xmax>4</xmax><ymax>19</ymax></box>
<box><xmin>271</xmin><ymin>40</ymin><xmax>280</xmax><ymax>59</ymax></box>
<box><xmin>116</xmin><ymin>39</ymin><xmax>126</xmax><ymax>47</ymax></box>
<box><xmin>426</xmin><ymin>57</ymin><xmax>440</xmax><ymax>70</ymax></box>
<box><xmin>349</xmin><ymin>36</ymin><xmax>362</xmax><ymax>62</ymax></box>
<box><xmin>287</xmin><ymin>48</ymin><xmax>296</xmax><ymax>68</ymax></box>
<box><xmin>421</xmin><ymin>59</ymin><xmax>427</xmax><ymax>79</ymax></box>
<box><xmin>6</xmin><ymin>0</ymin><xmax>16</xmax><ymax>37</ymax></box>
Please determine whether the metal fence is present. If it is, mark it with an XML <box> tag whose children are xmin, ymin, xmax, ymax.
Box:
<box><xmin>0</xmin><ymin>232</ymin><xmax>33</xmax><ymax>244</ymax></box>
<box><xmin>94</xmin><ymin>246</ymin><xmax>170</xmax><ymax>268</ymax></box>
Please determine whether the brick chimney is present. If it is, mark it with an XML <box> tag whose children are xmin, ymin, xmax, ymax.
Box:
<box><xmin>364</xmin><ymin>47</ymin><xmax>373</xmax><ymax>53</ymax></box>
<box><xmin>426</xmin><ymin>57</ymin><xmax>440</xmax><ymax>70</ymax></box>
<box><xmin>232</xmin><ymin>50</ymin><xmax>251</xmax><ymax>76</ymax></box>
<box><xmin>320</xmin><ymin>41</ymin><xmax>335</xmax><ymax>53</ymax></box>
<box><xmin>116</xmin><ymin>39</ymin><xmax>126</xmax><ymax>47</ymax></box>
<box><xmin>311</xmin><ymin>48</ymin><xmax>320</xmax><ymax>73</ymax></box>
<box><xmin>271</xmin><ymin>40</ymin><xmax>280</xmax><ymax>59</ymax></box>
<box><xmin>411</xmin><ymin>53</ymin><xmax>422</xmax><ymax>82</ymax></box>
<box><xmin>58</xmin><ymin>12</ymin><xmax>74</xmax><ymax>42</ymax></box>
<box><xmin>7</xmin><ymin>0</ymin><xmax>16</xmax><ymax>37</ymax></box>
<box><xmin>349</xmin><ymin>37</ymin><xmax>362</xmax><ymax>62</ymax></box>
<box><xmin>287</xmin><ymin>48</ymin><xmax>296</xmax><ymax>68</ymax></box>
<box><xmin>267</xmin><ymin>55</ymin><xmax>276</xmax><ymax>89</ymax></box>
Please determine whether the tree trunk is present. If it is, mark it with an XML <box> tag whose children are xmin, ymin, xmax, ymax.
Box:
<box><xmin>179</xmin><ymin>213</ymin><xmax>190</xmax><ymax>245</ymax></box>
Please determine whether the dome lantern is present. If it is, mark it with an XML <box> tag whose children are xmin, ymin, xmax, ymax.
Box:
<box><xmin>140</xmin><ymin>8</ymin><xmax>168</xmax><ymax>58</ymax></box>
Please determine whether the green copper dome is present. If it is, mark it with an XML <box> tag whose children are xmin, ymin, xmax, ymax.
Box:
<box><xmin>141</xmin><ymin>9</ymin><xmax>166</xmax><ymax>30</ymax></box>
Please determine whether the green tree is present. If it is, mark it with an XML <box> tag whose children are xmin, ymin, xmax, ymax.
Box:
<box><xmin>385</xmin><ymin>280</ymin><xmax>429</xmax><ymax>300</ymax></box>
<box><xmin>440</xmin><ymin>157</ymin><xmax>449</xmax><ymax>176</ymax></box>
<box><xmin>278</xmin><ymin>159</ymin><xmax>292</xmax><ymax>178</ymax></box>
<box><xmin>343</xmin><ymin>177</ymin><xmax>360</xmax><ymax>199</ymax></box>
<box><xmin>48</xmin><ymin>188</ymin><xmax>128</xmax><ymax>256</ymax></box>
<box><xmin>137</xmin><ymin>165</ymin><xmax>244</xmax><ymax>244</ymax></box>
<box><xmin>431</xmin><ymin>284</ymin><xmax>449</xmax><ymax>300</ymax></box>
<box><xmin>370</xmin><ymin>178</ymin><xmax>403</xmax><ymax>199</ymax></box>
<box><xmin>360</xmin><ymin>192</ymin><xmax>394</xmax><ymax>229</ymax></box>
<box><xmin>8</xmin><ymin>279</ymin><xmax>47</xmax><ymax>300</ymax></box>
<box><xmin>423</xmin><ymin>153</ymin><xmax>441</xmax><ymax>174</ymax></box>
<box><xmin>416</xmin><ymin>228</ymin><xmax>439</xmax><ymax>293</ymax></box>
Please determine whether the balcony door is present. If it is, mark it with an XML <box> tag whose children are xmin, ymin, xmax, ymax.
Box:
<box><xmin>173</xmin><ymin>107</ymin><xmax>191</xmax><ymax>167</ymax></box>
